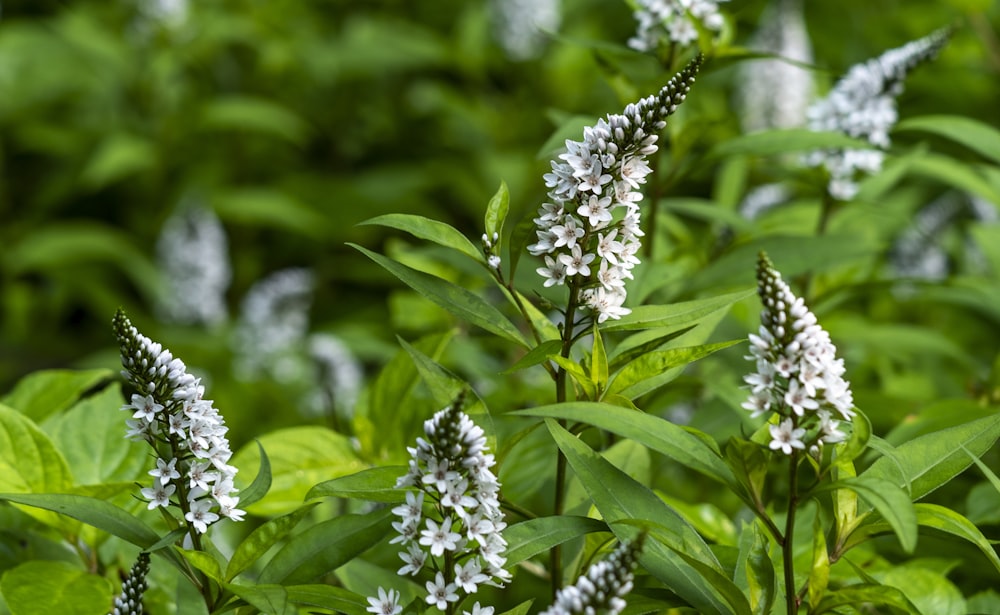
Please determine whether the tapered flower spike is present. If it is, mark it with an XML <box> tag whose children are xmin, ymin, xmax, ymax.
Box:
<box><xmin>110</xmin><ymin>552</ymin><xmax>150</xmax><ymax>615</ymax></box>
<box><xmin>540</xmin><ymin>536</ymin><xmax>644</xmax><ymax>615</ymax></box>
<box><xmin>530</xmin><ymin>56</ymin><xmax>702</xmax><ymax>323</ymax></box>
<box><xmin>805</xmin><ymin>28</ymin><xmax>950</xmax><ymax>200</ymax></box>
<box><xmin>743</xmin><ymin>254</ymin><xmax>855</xmax><ymax>454</ymax></box>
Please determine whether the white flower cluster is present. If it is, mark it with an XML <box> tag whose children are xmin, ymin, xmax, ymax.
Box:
<box><xmin>232</xmin><ymin>268</ymin><xmax>315</xmax><ymax>382</ymax></box>
<box><xmin>805</xmin><ymin>28</ymin><xmax>949</xmax><ymax>200</ymax></box>
<box><xmin>113</xmin><ymin>309</ymin><xmax>244</xmax><ymax>533</ymax></box>
<box><xmin>156</xmin><ymin>205</ymin><xmax>231</xmax><ymax>326</ymax></box>
<box><xmin>530</xmin><ymin>57</ymin><xmax>701</xmax><ymax>323</ymax></box>
<box><xmin>540</xmin><ymin>538</ymin><xmax>643</xmax><ymax>615</ymax></box>
<box><xmin>491</xmin><ymin>0</ymin><xmax>561</xmax><ymax>61</ymax></box>
<box><xmin>736</xmin><ymin>0</ymin><xmax>813</xmax><ymax>133</ymax></box>
<box><xmin>628</xmin><ymin>0</ymin><xmax>727</xmax><ymax>51</ymax></box>
<box><xmin>391</xmin><ymin>396</ymin><xmax>510</xmax><ymax>610</ymax></box>
<box><xmin>110</xmin><ymin>552</ymin><xmax>150</xmax><ymax>615</ymax></box>
<box><xmin>742</xmin><ymin>254</ymin><xmax>855</xmax><ymax>455</ymax></box>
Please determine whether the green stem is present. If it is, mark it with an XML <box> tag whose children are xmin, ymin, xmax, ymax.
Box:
<box><xmin>783</xmin><ymin>450</ymin><xmax>801</xmax><ymax>615</ymax></box>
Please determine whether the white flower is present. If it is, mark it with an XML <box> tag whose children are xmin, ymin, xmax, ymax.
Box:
<box><xmin>148</xmin><ymin>457</ymin><xmax>181</xmax><ymax>485</ymax></box>
<box><xmin>558</xmin><ymin>245</ymin><xmax>596</xmax><ymax>277</ymax></box>
<box><xmin>464</xmin><ymin>603</ymin><xmax>495</xmax><ymax>615</ymax></box>
<box><xmin>419</xmin><ymin>517</ymin><xmax>461</xmax><ymax>557</ymax></box>
<box><xmin>366</xmin><ymin>587</ymin><xmax>402</xmax><ymax>615</ymax></box>
<box><xmin>391</xmin><ymin>491</ymin><xmax>424</xmax><ymax>526</ymax></box>
<box><xmin>397</xmin><ymin>543</ymin><xmax>427</xmax><ymax>576</ymax></box>
<box><xmin>141</xmin><ymin>479</ymin><xmax>175</xmax><ymax>510</ymax></box>
<box><xmin>455</xmin><ymin>559</ymin><xmax>490</xmax><ymax>593</ymax></box>
<box><xmin>184</xmin><ymin>498</ymin><xmax>220</xmax><ymax>534</ymax></box>
<box><xmin>425</xmin><ymin>572</ymin><xmax>459</xmax><ymax>610</ymax></box>
<box><xmin>769</xmin><ymin>419</ymin><xmax>806</xmax><ymax>455</ymax></box>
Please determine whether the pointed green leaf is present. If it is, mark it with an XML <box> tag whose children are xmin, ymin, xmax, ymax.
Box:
<box><xmin>814</xmin><ymin>584</ymin><xmax>921</xmax><ymax>614</ymax></box>
<box><xmin>503</xmin><ymin>516</ymin><xmax>609</xmax><ymax>565</ymax></box>
<box><xmin>591</xmin><ymin>325</ymin><xmax>609</xmax><ymax>394</ymax></box>
<box><xmin>237</xmin><ymin>440</ymin><xmax>271</xmax><ymax>509</ymax></box>
<box><xmin>723</xmin><ymin>438</ymin><xmax>768</xmax><ymax>509</ymax></box>
<box><xmin>861</xmin><ymin>414</ymin><xmax>1000</xmax><ymax>501</ymax></box>
<box><xmin>706</xmin><ymin>129</ymin><xmax>872</xmax><ymax>159</ymax></box>
<box><xmin>550</xmin><ymin>355</ymin><xmax>597</xmax><ymax>400</ymax></box>
<box><xmin>809</xmin><ymin>509</ymin><xmax>830</xmax><ymax>609</ymax></box>
<box><xmin>896</xmin><ymin>115</ymin><xmax>1000</xmax><ymax>166</ymax></box>
<box><xmin>359</xmin><ymin>213</ymin><xmax>483</xmax><ymax>263</ymax></box>
<box><xmin>546</xmin><ymin>420</ymin><xmax>749</xmax><ymax>615</ymax></box>
<box><xmin>502</xmin><ymin>339</ymin><xmax>563</xmax><ymax>374</ymax></box>
<box><xmin>484</xmin><ymin>181</ymin><xmax>510</xmax><ymax>243</ymax></box>
<box><xmin>908</xmin><ymin>503</ymin><xmax>1000</xmax><ymax>576</ymax></box>
<box><xmin>0</xmin><ymin>492</ymin><xmax>158</xmax><ymax>546</ymax></box>
<box><xmin>180</xmin><ymin>549</ymin><xmax>224</xmax><ymax>584</ymax></box>
<box><xmin>226</xmin><ymin>583</ymin><xmax>297</xmax><ymax>615</ymax></box>
<box><xmin>601</xmin><ymin>289</ymin><xmax>755</xmax><ymax>332</ymax></box>
<box><xmin>824</xmin><ymin>477</ymin><xmax>917</xmax><ymax>553</ymax></box>
<box><xmin>351</xmin><ymin>243</ymin><xmax>527</xmax><ymax>347</ymax></box>
<box><xmin>513</xmin><ymin>402</ymin><xmax>733</xmax><ymax>487</ymax></box>
<box><xmin>0</xmin><ymin>405</ymin><xmax>73</xmax><ymax>527</ymax></box>
<box><xmin>734</xmin><ymin>523</ymin><xmax>775</xmax><ymax>615</ymax></box>
<box><xmin>258</xmin><ymin>508</ymin><xmax>393</xmax><ymax>584</ymax></box>
<box><xmin>285</xmin><ymin>585</ymin><xmax>370</xmax><ymax>615</ymax></box>
<box><xmin>227</xmin><ymin>504</ymin><xmax>318</xmax><ymax>581</ymax></box>
<box><xmin>306</xmin><ymin>466</ymin><xmax>409</xmax><ymax>502</ymax></box>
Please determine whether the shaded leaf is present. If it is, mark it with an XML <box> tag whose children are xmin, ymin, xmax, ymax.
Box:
<box><xmin>504</xmin><ymin>516</ymin><xmax>609</xmax><ymax>565</ymax></box>
<box><xmin>227</xmin><ymin>504</ymin><xmax>318</xmax><ymax>581</ymax></box>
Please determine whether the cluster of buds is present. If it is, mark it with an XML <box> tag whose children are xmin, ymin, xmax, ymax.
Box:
<box><xmin>742</xmin><ymin>254</ymin><xmax>855</xmax><ymax>456</ymax></box>
<box><xmin>540</xmin><ymin>538</ymin><xmax>643</xmax><ymax>615</ymax></box>
<box><xmin>374</xmin><ymin>394</ymin><xmax>508</xmax><ymax>612</ymax></box>
<box><xmin>482</xmin><ymin>232</ymin><xmax>502</xmax><ymax>271</ymax></box>
<box><xmin>109</xmin><ymin>552</ymin><xmax>150</xmax><ymax>615</ymax></box>
<box><xmin>529</xmin><ymin>56</ymin><xmax>701</xmax><ymax>323</ymax></box>
<box><xmin>805</xmin><ymin>28</ymin><xmax>950</xmax><ymax>200</ymax></box>
<box><xmin>113</xmin><ymin>309</ymin><xmax>244</xmax><ymax>533</ymax></box>
<box><xmin>628</xmin><ymin>0</ymin><xmax>727</xmax><ymax>51</ymax></box>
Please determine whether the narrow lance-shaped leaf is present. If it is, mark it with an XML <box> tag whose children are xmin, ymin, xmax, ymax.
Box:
<box><xmin>350</xmin><ymin>244</ymin><xmax>527</xmax><ymax>347</ymax></box>
<box><xmin>306</xmin><ymin>466</ymin><xmax>409</xmax><ymax>503</ymax></box>
<box><xmin>503</xmin><ymin>516</ymin><xmax>609</xmax><ymax>565</ymax></box>
<box><xmin>484</xmin><ymin>181</ymin><xmax>509</xmax><ymax>244</ymax></box>
<box><xmin>359</xmin><ymin>214</ymin><xmax>484</xmax><ymax>263</ymax></box>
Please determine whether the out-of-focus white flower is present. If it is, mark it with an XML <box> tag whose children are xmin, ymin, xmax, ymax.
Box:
<box><xmin>628</xmin><ymin>0</ymin><xmax>728</xmax><ymax>52</ymax></box>
<box><xmin>805</xmin><ymin>29</ymin><xmax>949</xmax><ymax>200</ymax></box>
<box><xmin>491</xmin><ymin>0</ymin><xmax>561</xmax><ymax>60</ymax></box>
<box><xmin>156</xmin><ymin>205</ymin><xmax>231</xmax><ymax>326</ymax></box>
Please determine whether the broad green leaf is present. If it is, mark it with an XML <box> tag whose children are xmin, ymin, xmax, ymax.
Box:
<box><xmin>822</xmin><ymin>476</ymin><xmax>917</xmax><ymax>553</ymax></box>
<box><xmin>227</xmin><ymin>504</ymin><xmax>318</xmax><ymax>581</ymax></box>
<box><xmin>0</xmin><ymin>560</ymin><xmax>112</xmax><ymax>615</ymax></box>
<box><xmin>881</xmin><ymin>566</ymin><xmax>966</xmax><ymax>615</ymax></box>
<box><xmin>608</xmin><ymin>326</ymin><xmax>696</xmax><ymax>370</ymax></box>
<box><xmin>547</xmin><ymin>420</ymin><xmax>749</xmax><ymax>615</ymax></box>
<box><xmin>1</xmin><ymin>369</ymin><xmax>113</xmax><ymax>424</ymax></box>
<box><xmin>285</xmin><ymin>585</ymin><xmax>370</xmax><ymax>615</ymax></box>
<box><xmin>909</xmin><ymin>503</ymin><xmax>1000</xmax><ymax>576</ymax></box>
<box><xmin>231</xmin><ymin>426</ymin><xmax>365</xmax><ymax>516</ymax></box>
<box><xmin>705</xmin><ymin>129</ymin><xmax>871</xmax><ymax>159</ymax></box>
<box><xmin>503</xmin><ymin>516</ymin><xmax>609</xmax><ymax>565</ymax></box>
<box><xmin>498</xmin><ymin>600</ymin><xmax>535</xmax><ymax>615</ymax></box>
<box><xmin>502</xmin><ymin>339</ymin><xmax>563</xmax><ymax>373</ymax></box>
<box><xmin>359</xmin><ymin>213</ymin><xmax>483</xmax><ymax>263</ymax></box>
<box><xmin>814</xmin><ymin>584</ymin><xmax>920</xmax><ymax>614</ymax></box>
<box><xmin>258</xmin><ymin>508</ymin><xmax>393</xmax><ymax>584</ymax></box>
<box><xmin>0</xmin><ymin>406</ymin><xmax>73</xmax><ymax>527</ymax></box>
<box><xmin>484</xmin><ymin>181</ymin><xmax>510</xmax><ymax>243</ymax></box>
<box><xmin>513</xmin><ymin>403</ymin><xmax>733</xmax><ymax>487</ymax></box>
<box><xmin>734</xmin><ymin>523</ymin><xmax>775</xmax><ymax>615</ymax></box>
<box><xmin>351</xmin><ymin>243</ymin><xmax>527</xmax><ymax>347</ymax></box>
<box><xmin>657</xmin><ymin>493</ymin><xmax>736</xmax><ymax>545</ymax></box>
<box><xmin>199</xmin><ymin>96</ymin><xmax>309</xmax><ymax>144</ymax></box>
<box><xmin>602</xmin><ymin>288</ymin><xmax>754</xmax><ymax>332</ymax></box>
<box><xmin>606</xmin><ymin>340</ymin><xmax>742</xmax><ymax>398</ymax></box>
<box><xmin>46</xmin><ymin>383</ymin><xmax>146</xmax><ymax>486</ymax></box>
<box><xmin>883</xmin><ymin>399</ymin><xmax>996</xmax><ymax>447</ymax></box>
<box><xmin>896</xmin><ymin>115</ymin><xmax>1000</xmax><ymax>166</ymax></box>
<box><xmin>80</xmin><ymin>133</ymin><xmax>155</xmax><ymax>189</ymax></box>
<box><xmin>306</xmin><ymin>466</ymin><xmax>409</xmax><ymax>503</ymax></box>
<box><xmin>239</xmin><ymin>440</ymin><xmax>272</xmax><ymax>508</ymax></box>
<box><xmin>906</xmin><ymin>153</ymin><xmax>1000</xmax><ymax>204</ymax></box>
<box><xmin>860</xmin><ymin>414</ymin><xmax>1000</xmax><ymax>501</ymax></box>
<box><xmin>226</xmin><ymin>583</ymin><xmax>296</xmax><ymax>615</ymax></box>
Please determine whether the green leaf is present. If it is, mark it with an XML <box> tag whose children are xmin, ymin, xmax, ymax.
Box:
<box><xmin>46</xmin><ymin>383</ymin><xmax>146</xmax><ymax>486</ymax></box>
<box><xmin>179</xmin><ymin>549</ymin><xmax>224</xmax><ymax>584</ymax></box>
<box><xmin>896</xmin><ymin>115</ymin><xmax>1000</xmax><ymax>166</ymax></box>
<box><xmin>0</xmin><ymin>560</ymin><xmax>113</xmax><ymax>615</ymax></box>
<box><xmin>734</xmin><ymin>523</ymin><xmax>775</xmax><ymax>615</ymax></box>
<box><xmin>910</xmin><ymin>503</ymin><xmax>1000</xmax><ymax>576</ymax></box>
<box><xmin>550</xmin><ymin>355</ymin><xmax>597</xmax><ymax>400</ymax></box>
<box><xmin>608</xmin><ymin>326</ymin><xmax>696</xmax><ymax>370</ymax></box>
<box><xmin>881</xmin><ymin>565</ymin><xmax>966</xmax><ymax>615</ymax></box>
<box><xmin>513</xmin><ymin>403</ymin><xmax>733</xmax><ymax>487</ymax></box>
<box><xmin>231</xmin><ymin>427</ymin><xmax>365</xmax><ymax>516</ymax></box>
<box><xmin>80</xmin><ymin>133</ymin><xmax>156</xmax><ymax>190</ymax></box>
<box><xmin>258</xmin><ymin>507</ymin><xmax>393</xmax><ymax>584</ymax></box>
<box><xmin>502</xmin><ymin>339</ymin><xmax>563</xmax><ymax>374</ymax></box>
<box><xmin>226</xmin><ymin>583</ymin><xmax>296</xmax><ymax>615</ymax></box>
<box><xmin>306</xmin><ymin>466</ymin><xmax>409</xmax><ymax>503</ymax></box>
<box><xmin>285</xmin><ymin>585</ymin><xmax>370</xmax><ymax>615</ymax></box>
<box><xmin>213</xmin><ymin>189</ymin><xmax>330</xmax><ymax>240</ymax></box>
<box><xmin>602</xmin><ymin>288</ymin><xmax>755</xmax><ymax>332</ymax></box>
<box><xmin>837</xmin><ymin>409</ymin><xmax>871</xmax><ymax>465</ymax></box>
<box><xmin>359</xmin><ymin>213</ymin><xmax>484</xmax><ymax>263</ymax></box>
<box><xmin>239</xmin><ymin>440</ymin><xmax>272</xmax><ymax>508</ymax></box>
<box><xmin>591</xmin><ymin>325</ymin><xmax>609</xmax><ymax>395</ymax></box>
<box><xmin>606</xmin><ymin>340</ymin><xmax>742</xmax><ymax>398</ymax></box>
<box><xmin>823</xmin><ymin>477</ymin><xmax>917</xmax><ymax>553</ymax></box>
<box><xmin>227</xmin><ymin>504</ymin><xmax>318</xmax><ymax>581</ymax></box>
<box><xmin>808</xmin><ymin>509</ymin><xmax>830</xmax><ymax>609</ymax></box>
<box><xmin>503</xmin><ymin>516</ymin><xmax>609</xmax><ymax>565</ymax></box>
<box><xmin>705</xmin><ymin>129</ymin><xmax>871</xmax><ymax>159</ymax></box>
<box><xmin>905</xmin><ymin>153</ymin><xmax>1000</xmax><ymax>204</ymax></box>
<box><xmin>1</xmin><ymin>369</ymin><xmax>113</xmax><ymax>424</ymax></box>
<box><xmin>814</xmin><ymin>584</ymin><xmax>921</xmax><ymax>614</ymax></box>
<box><xmin>351</xmin><ymin>243</ymin><xmax>527</xmax><ymax>347</ymax></box>
<box><xmin>484</xmin><ymin>180</ymin><xmax>510</xmax><ymax>243</ymax></box>
<box><xmin>0</xmin><ymin>405</ymin><xmax>73</xmax><ymax>527</ymax></box>
<box><xmin>546</xmin><ymin>420</ymin><xmax>749</xmax><ymax>615</ymax></box>
<box><xmin>860</xmin><ymin>414</ymin><xmax>1000</xmax><ymax>501</ymax></box>
<box><xmin>723</xmin><ymin>438</ymin><xmax>768</xmax><ymax>509</ymax></box>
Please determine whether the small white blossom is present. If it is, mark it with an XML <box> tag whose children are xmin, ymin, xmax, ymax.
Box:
<box><xmin>366</xmin><ymin>587</ymin><xmax>402</xmax><ymax>615</ymax></box>
<box><xmin>769</xmin><ymin>419</ymin><xmax>807</xmax><ymax>455</ymax></box>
